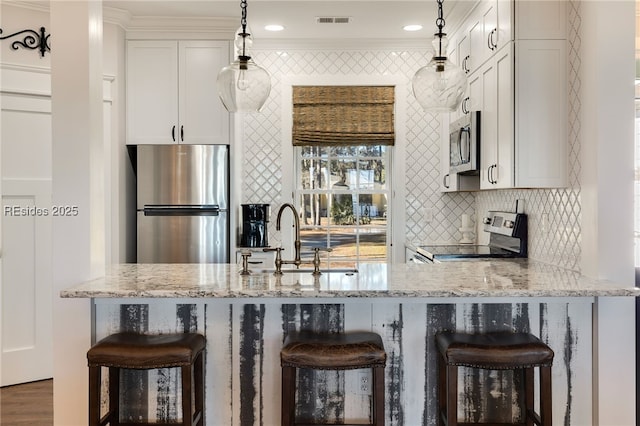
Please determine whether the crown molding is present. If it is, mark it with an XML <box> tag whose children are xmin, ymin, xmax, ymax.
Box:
<box><xmin>103</xmin><ymin>7</ymin><xmax>132</xmax><ymax>29</ymax></box>
<box><xmin>2</xmin><ymin>0</ymin><xmax>48</xmax><ymax>13</ymax></box>
<box><xmin>252</xmin><ymin>38</ymin><xmax>431</xmax><ymax>52</ymax></box>
<box><xmin>123</xmin><ymin>16</ymin><xmax>237</xmax><ymax>39</ymax></box>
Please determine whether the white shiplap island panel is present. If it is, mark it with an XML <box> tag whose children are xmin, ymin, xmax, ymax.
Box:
<box><xmin>62</xmin><ymin>261</ymin><xmax>637</xmax><ymax>425</ymax></box>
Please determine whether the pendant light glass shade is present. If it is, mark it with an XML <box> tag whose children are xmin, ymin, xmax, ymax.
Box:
<box><xmin>217</xmin><ymin>8</ymin><xmax>271</xmax><ymax>113</ymax></box>
<box><xmin>412</xmin><ymin>0</ymin><xmax>467</xmax><ymax>112</ymax></box>
<box><xmin>412</xmin><ymin>35</ymin><xmax>467</xmax><ymax>112</ymax></box>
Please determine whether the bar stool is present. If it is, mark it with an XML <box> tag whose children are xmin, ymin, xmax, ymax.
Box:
<box><xmin>436</xmin><ymin>331</ymin><xmax>554</xmax><ymax>426</ymax></box>
<box><xmin>280</xmin><ymin>330</ymin><xmax>387</xmax><ymax>426</ymax></box>
<box><xmin>87</xmin><ymin>332</ymin><xmax>206</xmax><ymax>426</ymax></box>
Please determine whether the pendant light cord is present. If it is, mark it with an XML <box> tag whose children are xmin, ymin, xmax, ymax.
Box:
<box><xmin>239</xmin><ymin>0</ymin><xmax>250</xmax><ymax>60</ymax></box>
<box><xmin>435</xmin><ymin>0</ymin><xmax>446</xmax><ymax>59</ymax></box>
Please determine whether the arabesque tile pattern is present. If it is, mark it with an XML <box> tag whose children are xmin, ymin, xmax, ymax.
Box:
<box><xmin>243</xmin><ymin>0</ymin><xmax>581</xmax><ymax>270</ymax></box>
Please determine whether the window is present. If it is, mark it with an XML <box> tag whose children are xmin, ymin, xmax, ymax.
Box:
<box><xmin>296</xmin><ymin>145</ymin><xmax>390</xmax><ymax>268</ymax></box>
<box><xmin>282</xmin><ymin>80</ymin><xmax>403</xmax><ymax>265</ymax></box>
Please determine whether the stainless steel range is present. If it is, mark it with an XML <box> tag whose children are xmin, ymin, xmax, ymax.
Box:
<box><xmin>416</xmin><ymin>211</ymin><xmax>527</xmax><ymax>263</ymax></box>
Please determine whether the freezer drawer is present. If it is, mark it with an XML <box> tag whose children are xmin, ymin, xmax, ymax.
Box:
<box><xmin>136</xmin><ymin>144</ymin><xmax>229</xmax><ymax>208</ymax></box>
<box><xmin>137</xmin><ymin>212</ymin><xmax>229</xmax><ymax>263</ymax></box>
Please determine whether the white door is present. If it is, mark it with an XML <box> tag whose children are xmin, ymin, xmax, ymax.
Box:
<box><xmin>1</xmin><ymin>92</ymin><xmax>53</xmax><ymax>386</ymax></box>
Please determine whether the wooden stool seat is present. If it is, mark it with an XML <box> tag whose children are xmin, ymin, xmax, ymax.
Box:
<box><xmin>280</xmin><ymin>331</ymin><xmax>386</xmax><ymax>426</ymax></box>
<box><xmin>436</xmin><ymin>331</ymin><xmax>554</xmax><ymax>426</ymax></box>
<box><xmin>87</xmin><ymin>332</ymin><xmax>206</xmax><ymax>426</ymax></box>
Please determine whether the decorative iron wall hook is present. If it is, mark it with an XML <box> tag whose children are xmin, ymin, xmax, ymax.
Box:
<box><xmin>0</xmin><ymin>27</ymin><xmax>51</xmax><ymax>57</ymax></box>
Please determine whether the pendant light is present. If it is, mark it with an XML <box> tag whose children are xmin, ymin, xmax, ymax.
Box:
<box><xmin>217</xmin><ymin>0</ymin><xmax>271</xmax><ymax>113</ymax></box>
<box><xmin>412</xmin><ymin>0</ymin><xmax>467</xmax><ymax>112</ymax></box>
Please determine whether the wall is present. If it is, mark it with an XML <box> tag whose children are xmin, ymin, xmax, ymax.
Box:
<box><xmin>244</xmin><ymin>3</ymin><xmax>582</xmax><ymax>271</ymax></box>
<box><xmin>476</xmin><ymin>1</ymin><xmax>582</xmax><ymax>272</ymax></box>
<box><xmin>240</xmin><ymin>46</ymin><xmax>477</xmax><ymax>252</ymax></box>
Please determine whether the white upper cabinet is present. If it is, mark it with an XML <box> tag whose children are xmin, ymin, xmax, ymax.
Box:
<box><xmin>443</xmin><ymin>0</ymin><xmax>568</xmax><ymax>191</ymax></box>
<box><xmin>465</xmin><ymin>0</ymin><xmax>512</xmax><ymax>76</ymax></box>
<box><xmin>515</xmin><ymin>39</ymin><xmax>567</xmax><ymax>187</ymax></box>
<box><xmin>127</xmin><ymin>40</ymin><xmax>230</xmax><ymax>145</ymax></box>
<box><xmin>515</xmin><ymin>0</ymin><xmax>566</xmax><ymax>40</ymax></box>
<box><xmin>479</xmin><ymin>44</ymin><xmax>514</xmax><ymax>189</ymax></box>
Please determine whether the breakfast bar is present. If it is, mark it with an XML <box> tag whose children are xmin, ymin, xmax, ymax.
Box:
<box><xmin>61</xmin><ymin>260</ymin><xmax>638</xmax><ymax>425</ymax></box>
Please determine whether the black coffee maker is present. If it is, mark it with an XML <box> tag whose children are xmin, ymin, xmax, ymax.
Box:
<box><xmin>240</xmin><ymin>204</ymin><xmax>270</xmax><ymax>247</ymax></box>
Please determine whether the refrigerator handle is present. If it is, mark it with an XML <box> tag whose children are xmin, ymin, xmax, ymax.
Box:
<box><xmin>143</xmin><ymin>205</ymin><xmax>221</xmax><ymax>216</ymax></box>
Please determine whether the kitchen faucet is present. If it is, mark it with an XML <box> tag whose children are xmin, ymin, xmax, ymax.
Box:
<box><xmin>275</xmin><ymin>203</ymin><xmax>302</xmax><ymax>270</ymax></box>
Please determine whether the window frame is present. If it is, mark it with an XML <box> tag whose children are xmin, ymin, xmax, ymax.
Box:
<box><xmin>295</xmin><ymin>145</ymin><xmax>392</xmax><ymax>264</ymax></box>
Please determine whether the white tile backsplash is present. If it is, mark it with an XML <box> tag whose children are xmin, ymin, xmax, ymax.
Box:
<box><xmin>243</xmin><ymin>0</ymin><xmax>581</xmax><ymax>270</ymax></box>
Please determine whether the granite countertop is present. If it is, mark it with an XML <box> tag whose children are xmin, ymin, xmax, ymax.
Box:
<box><xmin>60</xmin><ymin>260</ymin><xmax>639</xmax><ymax>299</ymax></box>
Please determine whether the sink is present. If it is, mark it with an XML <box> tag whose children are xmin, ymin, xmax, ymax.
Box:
<box><xmin>255</xmin><ymin>268</ymin><xmax>358</xmax><ymax>275</ymax></box>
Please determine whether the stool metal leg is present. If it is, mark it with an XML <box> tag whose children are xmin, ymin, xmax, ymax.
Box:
<box><xmin>539</xmin><ymin>366</ymin><xmax>552</xmax><ymax>426</ymax></box>
<box><xmin>372</xmin><ymin>366</ymin><xmax>385</xmax><ymax>426</ymax></box>
<box><xmin>281</xmin><ymin>366</ymin><xmax>296</xmax><ymax>426</ymax></box>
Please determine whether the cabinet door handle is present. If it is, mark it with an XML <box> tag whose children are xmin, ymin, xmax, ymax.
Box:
<box><xmin>463</xmin><ymin>55</ymin><xmax>470</xmax><ymax>73</ymax></box>
<box><xmin>180</xmin><ymin>125</ymin><xmax>184</xmax><ymax>142</ymax></box>
<box><xmin>443</xmin><ymin>173</ymin><xmax>450</xmax><ymax>189</ymax></box>
<box><xmin>489</xmin><ymin>164</ymin><xmax>498</xmax><ymax>184</ymax></box>
<box><xmin>172</xmin><ymin>125</ymin><xmax>176</xmax><ymax>142</ymax></box>
<box><xmin>488</xmin><ymin>29</ymin><xmax>497</xmax><ymax>50</ymax></box>
<box><xmin>462</xmin><ymin>97</ymin><xmax>469</xmax><ymax>115</ymax></box>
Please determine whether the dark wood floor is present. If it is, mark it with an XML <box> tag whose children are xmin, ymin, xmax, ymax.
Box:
<box><xmin>0</xmin><ymin>379</ymin><xmax>53</xmax><ymax>425</ymax></box>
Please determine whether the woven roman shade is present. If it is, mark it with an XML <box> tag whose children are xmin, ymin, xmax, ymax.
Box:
<box><xmin>292</xmin><ymin>86</ymin><xmax>395</xmax><ymax>146</ymax></box>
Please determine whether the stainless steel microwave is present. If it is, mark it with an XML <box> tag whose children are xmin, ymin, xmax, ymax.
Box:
<box><xmin>449</xmin><ymin>111</ymin><xmax>480</xmax><ymax>175</ymax></box>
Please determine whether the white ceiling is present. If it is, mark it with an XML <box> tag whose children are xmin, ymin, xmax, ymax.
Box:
<box><xmin>103</xmin><ymin>0</ymin><xmax>478</xmax><ymax>40</ymax></box>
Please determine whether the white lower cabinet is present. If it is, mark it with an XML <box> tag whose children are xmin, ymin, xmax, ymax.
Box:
<box><xmin>236</xmin><ymin>249</ymin><xmax>275</xmax><ymax>270</ymax></box>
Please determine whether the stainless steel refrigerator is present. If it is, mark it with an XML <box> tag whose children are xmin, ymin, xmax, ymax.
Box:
<box><xmin>136</xmin><ymin>144</ymin><xmax>229</xmax><ymax>263</ymax></box>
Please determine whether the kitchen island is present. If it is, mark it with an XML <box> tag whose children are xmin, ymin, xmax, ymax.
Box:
<box><xmin>62</xmin><ymin>260</ymin><xmax>638</xmax><ymax>425</ymax></box>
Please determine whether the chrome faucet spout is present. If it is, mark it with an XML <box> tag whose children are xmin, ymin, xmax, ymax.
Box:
<box><xmin>276</xmin><ymin>203</ymin><xmax>302</xmax><ymax>267</ymax></box>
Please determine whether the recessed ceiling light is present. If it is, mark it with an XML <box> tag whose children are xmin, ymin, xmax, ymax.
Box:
<box><xmin>265</xmin><ymin>24</ymin><xmax>285</xmax><ymax>32</ymax></box>
<box><xmin>403</xmin><ymin>24</ymin><xmax>423</xmax><ymax>32</ymax></box>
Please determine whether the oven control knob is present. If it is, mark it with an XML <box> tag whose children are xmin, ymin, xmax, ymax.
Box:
<box><xmin>504</xmin><ymin>220</ymin><xmax>514</xmax><ymax>228</ymax></box>
<box><xmin>482</xmin><ymin>217</ymin><xmax>492</xmax><ymax>225</ymax></box>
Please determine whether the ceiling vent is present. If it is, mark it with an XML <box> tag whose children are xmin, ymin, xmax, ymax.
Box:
<box><xmin>316</xmin><ymin>16</ymin><xmax>351</xmax><ymax>24</ymax></box>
